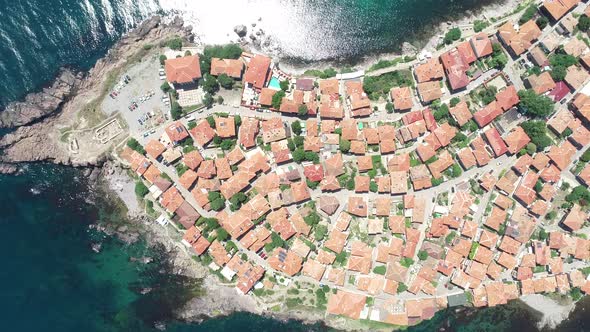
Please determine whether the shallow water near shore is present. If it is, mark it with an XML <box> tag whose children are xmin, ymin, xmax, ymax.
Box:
<box><xmin>2</xmin><ymin>164</ymin><xmax>590</xmax><ymax>332</ymax></box>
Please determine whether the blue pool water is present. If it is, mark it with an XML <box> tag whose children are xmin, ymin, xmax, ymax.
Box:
<box><xmin>268</xmin><ymin>77</ymin><xmax>281</xmax><ymax>90</ymax></box>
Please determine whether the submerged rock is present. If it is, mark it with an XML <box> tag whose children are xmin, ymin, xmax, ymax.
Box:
<box><xmin>234</xmin><ymin>25</ymin><xmax>247</xmax><ymax>37</ymax></box>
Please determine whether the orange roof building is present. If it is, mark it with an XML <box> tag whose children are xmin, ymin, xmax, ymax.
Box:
<box><xmin>244</xmin><ymin>55</ymin><xmax>271</xmax><ymax>90</ymax></box>
<box><xmin>165</xmin><ymin>55</ymin><xmax>202</xmax><ymax>84</ymax></box>
<box><xmin>390</xmin><ymin>86</ymin><xmax>414</xmax><ymax>111</ymax></box>
<box><xmin>414</xmin><ymin>58</ymin><xmax>444</xmax><ymax>83</ymax></box>
<box><xmin>210</xmin><ymin>57</ymin><xmax>244</xmax><ymax>78</ymax></box>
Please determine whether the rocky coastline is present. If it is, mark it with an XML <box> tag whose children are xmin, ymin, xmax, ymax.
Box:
<box><xmin>0</xmin><ymin>15</ymin><xmax>193</xmax><ymax>168</ymax></box>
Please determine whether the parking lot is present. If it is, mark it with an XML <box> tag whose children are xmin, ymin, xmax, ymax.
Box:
<box><xmin>102</xmin><ymin>55</ymin><xmax>169</xmax><ymax>137</ymax></box>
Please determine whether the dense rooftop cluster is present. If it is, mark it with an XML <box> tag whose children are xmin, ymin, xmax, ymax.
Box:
<box><xmin>118</xmin><ymin>0</ymin><xmax>590</xmax><ymax>327</ymax></box>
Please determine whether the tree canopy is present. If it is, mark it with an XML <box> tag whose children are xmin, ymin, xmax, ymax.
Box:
<box><xmin>443</xmin><ymin>28</ymin><xmax>461</xmax><ymax>45</ymax></box>
<box><xmin>217</xmin><ymin>73</ymin><xmax>234</xmax><ymax>89</ymax></box>
<box><xmin>520</xmin><ymin>121</ymin><xmax>553</xmax><ymax>151</ymax></box>
<box><xmin>517</xmin><ymin>89</ymin><xmax>554</xmax><ymax>118</ymax></box>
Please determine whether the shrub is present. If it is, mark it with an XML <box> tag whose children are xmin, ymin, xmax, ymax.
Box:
<box><xmin>536</xmin><ymin>16</ymin><xmax>549</xmax><ymax>30</ymax></box>
<box><xmin>291</xmin><ymin>121</ymin><xmax>302</xmax><ymax>135</ymax></box>
<box><xmin>160</xmin><ymin>82</ymin><xmax>171</xmax><ymax>93</ymax></box>
<box><xmin>271</xmin><ymin>90</ymin><xmax>285</xmax><ymax>109</ymax></box>
<box><xmin>418</xmin><ymin>250</ymin><xmax>428</xmax><ymax>261</ymax></box>
<box><xmin>519</xmin><ymin>4</ymin><xmax>538</xmax><ymax>24</ymax></box>
<box><xmin>202</xmin><ymin>93</ymin><xmax>214</xmax><ymax>108</ymax></box>
<box><xmin>126</xmin><ymin>138</ymin><xmax>145</xmax><ymax>155</ymax></box>
<box><xmin>217</xmin><ymin>73</ymin><xmax>234</xmax><ymax>89</ymax></box>
<box><xmin>373</xmin><ymin>265</ymin><xmax>387</xmax><ymax>275</ymax></box>
<box><xmin>159</xmin><ymin>54</ymin><xmax>167</xmax><ymax>65</ymax></box>
<box><xmin>167</xmin><ymin>37</ymin><xmax>183</xmax><ymax>50</ymax></box>
<box><xmin>579</xmin><ymin>15</ymin><xmax>590</xmax><ymax>32</ymax></box>
<box><xmin>280</xmin><ymin>80</ymin><xmax>289</xmax><ymax>91</ymax></box>
<box><xmin>520</xmin><ymin>121</ymin><xmax>552</xmax><ymax>151</ymax></box>
<box><xmin>473</xmin><ymin>20</ymin><xmax>489</xmax><ymax>33</ymax></box>
<box><xmin>443</xmin><ymin>28</ymin><xmax>461</xmax><ymax>45</ymax></box>
<box><xmin>171</xmin><ymin>102</ymin><xmax>183</xmax><ymax>120</ymax></box>
<box><xmin>135</xmin><ymin>181</ymin><xmax>149</xmax><ymax>197</ymax></box>
<box><xmin>363</xmin><ymin>70</ymin><xmax>413</xmax><ymax>100</ymax></box>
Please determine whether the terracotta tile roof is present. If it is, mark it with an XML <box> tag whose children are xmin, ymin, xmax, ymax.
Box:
<box><xmin>348</xmin><ymin>196</ymin><xmax>368</xmax><ymax>217</ymax></box>
<box><xmin>325</xmin><ymin>230</ymin><xmax>348</xmax><ymax>253</ymax></box>
<box><xmin>165</xmin><ymin>55</ymin><xmax>201</xmax><ymax>84</ymax></box>
<box><xmin>470</xmin><ymin>32</ymin><xmax>493</xmax><ymax>58</ymax></box>
<box><xmin>238</xmin><ymin>117</ymin><xmax>259</xmax><ymax>149</ymax></box>
<box><xmin>563</xmin><ymin>204</ymin><xmax>586</xmax><ymax>231</ymax></box>
<box><xmin>495</xmin><ymin>169</ymin><xmax>518</xmax><ymax>194</ymax></box>
<box><xmin>440</xmin><ymin>48</ymin><xmax>470</xmax><ymax>91</ymax></box>
<box><xmin>210</xmin><ymin>57</ymin><xmax>243</xmax><ymax>78</ymax></box>
<box><xmin>142</xmin><ymin>164</ymin><xmax>161</xmax><ymax>184</ymax></box>
<box><xmin>471</xmin><ymin>136</ymin><xmax>491</xmax><ymax>166</ymax></box>
<box><xmin>320</xmin><ymin>79</ymin><xmax>339</xmax><ymax>95</ymax></box>
<box><xmin>565</xmin><ymin>65</ymin><xmax>589</xmax><ymax>90</ymax></box>
<box><xmin>320</xmin><ymin>175</ymin><xmax>341</xmax><ymax>192</ymax></box>
<box><xmin>473</xmin><ymin>101</ymin><xmax>502</xmax><ymax>127</ymax></box>
<box><xmin>529</xmin><ymin>46</ymin><xmax>549</xmax><ymax>67</ymax></box>
<box><xmin>428</xmin><ymin>150</ymin><xmax>454</xmax><ymax>179</ymax></box>
<box><xmin>417</xmin><ymin>81</ymin><xmax>442</xmax><ymax>103</ymax></box>
<box><xmin>175</xmin><ymin>201</ymin><xmax>200</xmax><ymax>229</ymax></box>
<box><xmin>165</xmin><ymin>121</ymin><xmax>189</xmax><ymax>144</ymax></box>
<box><xmin>390</xmin><ymin>171</ymin><xmax>408</xmax><ymax>194</ymax></box>
<box><xmin>145</xmin><ymin>139</ymin><xmax>166</xmax><ymax>159</ymax></box>
<box><xmin>484</xmin><ymin>127</ymin><xmax>508</xmax><ymax>157</ymax></box>
<box><xmin>326</xmin><ymin>290</ymin><xmax>366</xmax><ymax>320</ymax></box>
<box><xmin>498</xmin><ymin>20</ymin><xmax>541</xmax><ymax>56</ymax></box>
<box><xmin>324</xmin><ymin>153</ymin><xmax>345</xmax><ymax>177</ymax></box>
<box><xmin>189</xmin><ymin>120</ymin><xmax>215</xmax><ymax>147</ymax></box>
<box><xmin>496</xmin><ymin>85</ymin><xmax>520</xmax><ymax>111</ymax></box>
<box><xmin>267</xmin><ymin>247</ymin><xmax>302</xmax><ymax>276</ymax></box>
<box><xmin>479</xmin><ymin>172</ymin><xmax>497</xmax><ymax>192</ymax></box>
<box><xmin>182</xmin><ymin>226</ymin><xmax>210</xmax><ymax>255</ymax></box>
<box><xmin>504</xmin><ymin>126</ymin><xmax>530</xmax><ymax>155</ymax></box>
<box><xmin>547</xmin><ymin>140</ymin><xmax>576</xmax><ymax>170</ymax></box>
<box><xmin>161</xmin><ymin>187</ymin><xmax>184</xmax><ymax>213</ymax></box>
<box><xmin>457</xmin><ymin>40</ymin><xmax>477</xmax><ymax>64</ymax></box>
<box><xmin>409</xmin><ymin>164</ymin><xmax>432</xmax><ymax>191</ymax></box>
<box><xmin>302</xmin><ymin>259</ymin><xmax>326</xmax><ymax>281</ymax></box>
<box><xmin>457</xmin><ymin>148</ymin><xmax>476</xmax><ymax>169</ymax></box>
<box><xmin>390</xmin><ymin>86</ymin><xmax>414</xmax><ymax>111</ymax></box>
<box><xmin>449</xmin><ymin>101</ymin><xmax>472</xmax><ymax>126</ymax></box>
<box><xmin>388</xmin><ymin>153</ymin><xmax>410</xmax><ymax>172</ymax></box>
<box><xmin>528</xmin><ymin>72</ymin><xmax>556</xmax><ymax>95</ymax></box>
<box><xmin>414</xmin><ymin>58</ymin><xmax>444</xmax><ymax>83</ymax></box>
<box><xmin>215</xmin><ymin>116</ymin><xmax>236</xmax><ymax>138</ymax></box>
<box><xmin>261</xmin><ymin>118</ymin><xmax>286</xmax><ymax>143</ymax></box>
<box><xmin>244</xmin><ymin>55</ymin><xmax>271</xmax><ymax>90</ymax></box>
<box><xmin>495</xmin><ymin>194</ymin><xmax>514</xmax><ymax>210</ymax></box>
<box><xmin>543</xmin><ymin>0</ymin><xmax>579</xmax><ymax>21</ymax></box>
<box><xmin>479</xmin><ymin>229</ymin><xmax>499</xmax><ymax>249</ymax></box>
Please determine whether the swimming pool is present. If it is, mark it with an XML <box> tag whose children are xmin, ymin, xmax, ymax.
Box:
<box><xmin>268</xmin><ymin>77</ymin><xmax>281</xmax><ymax>90</ymax></box>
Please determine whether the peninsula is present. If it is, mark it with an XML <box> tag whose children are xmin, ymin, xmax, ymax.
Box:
<box><xmin>4</xmin><ymin>0</ymin><xmax>590</xmax><ymax>330</ymax></box>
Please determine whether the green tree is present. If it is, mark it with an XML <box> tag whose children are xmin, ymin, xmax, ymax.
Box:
<box><xmin>473</xmin><ymin>20</ymin><xmax>489</xmax><ymax>33</ymax></box>
<box><xmin>520</xmin><ymin>121</ymin><xmax>552</xmax><ymax>151</ymax></box>
<box><xmin>167</xmin><ymin>37</ymin><xmax>183</xmax><ymax>50</ymax></box>
<box><xmin>292</xmin><ymin>148</ymin><xmax>305</xmax><ymax>163</ymax></box>
<box><xmin>443</xmin><ymin>28</ymin><xmax>461</xmax><ymax>45</ymax></box>
<box><xmin>217</xmin><ymin>73</ymin><xmax>234</xmax><ymax>89</ymax></box>
<box><xmin>159</xmin><ymin>54</ymin><xmax>167</xmax><ymax>65</ymax></box>
<box><xmin>160</xmin><ymin>81</ymin><xmax>171</xmax><ymax>93</ymax></box>
<box><xmin>208</xmin><ymin>192</ymin><xmax>226</xmax><ymax>211</ymax></box>
<box><xmin>488</xmin><ymin>43</ymin><xmax>508</xmax><ymax>69</ymax></box>
<box><xmin>519</xmin><ymin>4</ymin><xmax>537</xmax><ymax>24</ymax></box>
<box><xmin>206</xmin><ymin>115</ymin><xmax>216</xmax><ymax>128</ymax></box>
<box><xmin>526</xmin><ymin>143</ymin><xmax>537</xmax><ymax>155</ymax></box>
<box><xmin>291</xmin><ymin>121</ymin><xmax>302</xmax><ymax>135</ymax></box>
<box><xmin>202</xmin><ymin>74</ymin><xmax>219</xmax><ymax>94</ymax></box>
<box><xmin>550</xmin><ymin>54</ymin><xmax>578</xmax><ymax>68</ymax></box>
<box><xmin>449</xmin><ymin>97</ymin><xmax>461</xmax><ymax>107</ymax></box>
<box><xmin>518</xmin><ymin>89</ymin><xmax>554</xmax><ymax>118</ymax></box>
<box><xmin>135</xmin><ymin>181</ymin><xmax>149</xmax><ymax>197</ymax></box>
<box><xmin>280</xmin><ymin>80</ymin><xmax>289</xmax><ymax>91</ymax></box>
<box><xmin>536</xmin><ymin>16</ymin><xmax>549</xmax><ymax>30</ymax></box>
<box><xmin>385</xmin><ymin>102</ymin><xmax>394</xmax><ymax>113</ymax></box>
<box><xmin>126</xmin><ymin>138</ymin><xmax>145</xmax><ymax>154</ymax></box>
<box><xmin>202</xmin><ymin>93</ymin><xmax>214</xmax><ymax>108</ymax></box>
<box><xmin>550</xmin><ymin>66</ymin><xmax>567</xmax><ymax>81</ymax></box>
<box><xmin>220</xmin><ymin>139</ymin><xmax>236</xmax><ymax>151</ymax></box>
<box><xmin>298</xmin><ymin>104</ymin><xmax>308</xmax><ymax>116</ymax></box>
<box><xmin>170</xmin><ymin>102</ymin><xmax>183</xmax><ymax>120</ymax></box>
<box><xmin>373</xmin><ymin>266</ymin><xmax>386</xmax><ymax>275</ymax></box>
<box><xmin>271</xmin><ymin>90</ymin><xmax>286</xmax><ymax>109</ymax></box>
<box><xmin>339</xmin><ymin>139</ymin><xmax>351</xmax><ymax>153</ymax></box>
<box><xmin>579</xmin><ymin>15</ymin><xmax>590</xmax><ymax>32</ymax></box>
<box><xmin>314</xmin><ymin>225</ymin><xmax>328</xmax><ymax>241</ymax></box>
<box><xmin>418</xmin><ymin>250</ymin><xmax>428</xmax><ymax>261</ymax></box>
